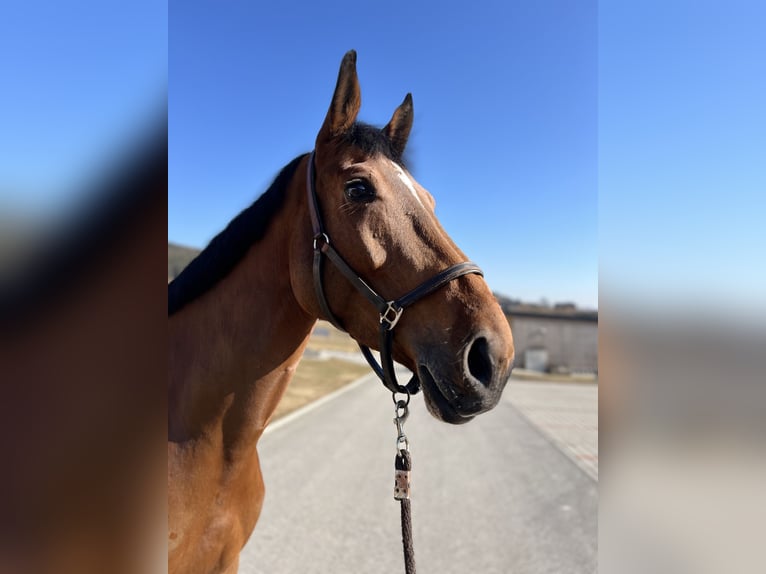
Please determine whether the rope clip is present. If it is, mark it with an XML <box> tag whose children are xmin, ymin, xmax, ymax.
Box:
<box><xmin>393</xmin><ymin>398</ymin><xmax>410</xmax><ymax>452</ymax></box>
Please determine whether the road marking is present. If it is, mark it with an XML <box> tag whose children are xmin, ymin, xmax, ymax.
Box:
<box><xmin>264</xmin><ymin>372</ymin><xmax>376</xmax><ymax>435</ymax></box>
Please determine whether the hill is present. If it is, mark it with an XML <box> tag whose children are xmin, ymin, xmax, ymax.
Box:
<box><xmin>168</xmin><ymin>242</ymin><xmax>200</xmax><ymax>280</ymax></box>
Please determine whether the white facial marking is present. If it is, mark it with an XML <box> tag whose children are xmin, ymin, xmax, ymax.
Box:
<box><xmin>389</xmin><ymin>160</ymin><xmax>425</xmax><ymax>209</ymax></box>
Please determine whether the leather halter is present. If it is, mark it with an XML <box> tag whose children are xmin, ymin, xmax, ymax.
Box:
<box><xmin>306</xmin><ymin>150</ymin><xmax>483</xmax><ymax>396</ymax></box>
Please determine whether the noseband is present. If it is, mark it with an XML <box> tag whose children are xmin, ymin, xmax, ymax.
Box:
<box><xmin>306</xmin><ymin>151</ymin><xmax>483</xmax><ymax>396</ymax></box>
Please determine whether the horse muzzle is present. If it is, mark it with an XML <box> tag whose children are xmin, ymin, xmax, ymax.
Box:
<box><xmin>416</xmin><ymin>331</ymin><xmax>514</xmax><ymax>424</ymax></box>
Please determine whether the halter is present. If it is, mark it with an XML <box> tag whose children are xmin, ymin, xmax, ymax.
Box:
<box><xmin>306</xmin><ymin>150</ymin><xmax>483</xmax><ymax>397</ymax></box>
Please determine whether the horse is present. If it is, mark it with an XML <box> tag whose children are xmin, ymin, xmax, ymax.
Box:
<box><xmin>168</xmin><ymin>50</ymin><xmax>515</xmax><ymax>574</ymax></box>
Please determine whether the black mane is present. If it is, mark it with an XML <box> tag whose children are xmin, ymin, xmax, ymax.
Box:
<box><xmin>168</xmin><ymin>154</ymin><xmax>305</xmax><ymax>316</ymax></box>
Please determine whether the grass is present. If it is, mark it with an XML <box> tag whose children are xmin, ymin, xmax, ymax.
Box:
<box><xmin>304</xmin><ymin>321</ymin><xmax>360</xmax><ymax>353</ymax></box>
<box><xmin>269</xmin><ymin>320</ymin><xmax>369</xmax><ymax>420</ymax></box>
<box><xmin>271</xmin><ymin>358</ymin><xmax>370</xmax><ymax>420</ymax></box>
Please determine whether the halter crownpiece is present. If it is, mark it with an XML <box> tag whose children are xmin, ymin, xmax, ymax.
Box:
<box><xmin>306</xmin><ymin>150</ymin><xmax>484</xmax><ymax>396</ymax></box>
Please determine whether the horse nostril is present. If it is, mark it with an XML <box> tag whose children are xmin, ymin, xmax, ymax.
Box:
<box><xmin>466</xmin><ymin>336</ymin><xmax>494</xmax><ymax>386</ymax></box>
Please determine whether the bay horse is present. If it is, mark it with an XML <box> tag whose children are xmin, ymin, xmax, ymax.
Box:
<box><xmin>168</xmin><ymin>51</ymin><xmax>514</xmax><ymax>574</ymax></box>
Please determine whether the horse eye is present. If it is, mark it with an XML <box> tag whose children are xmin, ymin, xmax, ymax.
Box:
<box><xmin>344</xmin><ymin>179</ymin><xmax>375</xmax><ymax>202</ymax></box>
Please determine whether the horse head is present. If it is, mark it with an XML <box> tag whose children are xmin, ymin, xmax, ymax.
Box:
<box><xmin>291</xmin><ymin>51</ymin><xmax>514</xmax><ymax>424</ymax></box>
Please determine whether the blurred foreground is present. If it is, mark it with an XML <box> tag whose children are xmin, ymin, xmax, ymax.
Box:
<box><xmin>601</xmin><ymin>309</ymin><xmax>766</xmax><ymax>574</ymax></box>
<box><xmin>0</xmin><ymin>124</ymin><xmax>167</xmax><ymax>574</ymax></box>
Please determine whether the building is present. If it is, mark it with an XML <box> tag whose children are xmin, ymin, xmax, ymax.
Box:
<box><xmin>502</xmin><ymin>302</ymin><xmax>598</xmax><ymax>374</ymax></box>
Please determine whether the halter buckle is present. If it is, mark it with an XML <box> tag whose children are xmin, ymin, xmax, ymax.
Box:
<box><xmin>380</xmin><ymin>302</ymin><xmax>404</xmax><ymax>331</ymax></box>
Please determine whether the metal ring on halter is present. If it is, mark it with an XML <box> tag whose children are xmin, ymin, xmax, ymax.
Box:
<box><xmin>313</xmin><ymin>232</ymin><xmax>330</xmax><ymax>252</ymax></box>
<box><xmin>392</xmin><ymin>389</ymin><xmax>411</xmax><ymax>407</ymax></box>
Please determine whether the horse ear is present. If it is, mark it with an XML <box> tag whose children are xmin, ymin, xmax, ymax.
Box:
<box><xmin>317</xmin><ymin>50</ymin><xmax>361</xmax><ymax>145</ymax></box>
<box><xmin>383</xmin><ymin>93</ymin><xmax>414</xmax><ymax>158</ymax></box>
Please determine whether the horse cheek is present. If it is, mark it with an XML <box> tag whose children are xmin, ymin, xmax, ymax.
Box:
<box><xmin>360</xmin><ymin>227</ymin><xmax>388</xmax><ymax>270</ymax></box>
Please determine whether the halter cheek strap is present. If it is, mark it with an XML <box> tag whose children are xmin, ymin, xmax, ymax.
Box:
<box><xmin>306</xmin><ymin>150</ymin><xmax>483</xmax><ymax>396</ymax></box>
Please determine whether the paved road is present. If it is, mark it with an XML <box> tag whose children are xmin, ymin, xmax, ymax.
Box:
<box><xmin>240</xmin><ymin>373</ymin><xmax>597</xmax><ymax>574</ymax></box>
<box><xmin>507</xmin><ymin>381</ymin><xmax>598</xmax><ymax>480</ymax></box>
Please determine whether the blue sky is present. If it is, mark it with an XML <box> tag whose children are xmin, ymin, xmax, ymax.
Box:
<box><xmin>169</xmin><ymin>0</ymin><xmax>598</xmax><ymax>309</ymax></box>
<box><xmin>5</xmin><ymin>2</ymin><xmax>762</xmax><ymax>316</ymax></box>
<box><xmin>0</xmin><ymin>1</ymin><xmax>166</xmax><ymax>218</ymax></box>
<box><xmin>600</xmin><ymin>0</ymin><xmax>765</xmax><ymax>316</ymax></box>
<box><xmin>2</xmin><ymin>1</ymin><xmax>763</xmax><ymax>317</ymax></box>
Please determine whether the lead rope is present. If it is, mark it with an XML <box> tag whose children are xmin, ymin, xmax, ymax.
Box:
<box><xmin>393</xmin><ymin>395</ymin><xmax>416</xmax><ymax>574</ymax></box>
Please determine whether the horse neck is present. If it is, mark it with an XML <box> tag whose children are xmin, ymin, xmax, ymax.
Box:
<box><xmin>169</xmin><ymin>158</ymin><xmax>315</xmax><ymax>446</ymax></box>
